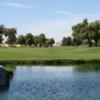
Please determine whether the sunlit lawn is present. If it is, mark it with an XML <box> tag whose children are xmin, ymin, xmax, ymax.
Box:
<box><xmin>0</xmin><ymin>47</ymin><xmax>100</xmax><ymax>61</ymax></box>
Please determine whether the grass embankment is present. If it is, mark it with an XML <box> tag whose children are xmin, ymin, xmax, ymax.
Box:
<box><xmin>0</xmin><ymin>47</ymin><xmax>100</xmax><ymax>64</ymax></box>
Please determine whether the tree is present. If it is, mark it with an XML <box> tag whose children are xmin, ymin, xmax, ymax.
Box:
<box><xmin>46</xmin><ymin>38</ymin><xmax>55</xmax><ymax>47</ymax></box>
<box><xmin>0</xmin><ymin>34</ymin><xmax>2</xmax><ymax>44</ymax></box>
<box><xmin>62</xmin><ymin>37</ymin><xmax>72</xmax><ymax>46</ymax></box>
<box><xmin>38</xmin><ymin>33</ymin><xmax>46</xmax><ymax>47</ymax></box>
<box><xmin>66</xmin><ymin>37</ymin><xmax>72</xmax><ymax>46</ymax></box>
<box><xmin>6</xmin><ymin>28</ymin><xmax>17</xmax><ymax>46</ymax></box>
<box><xmin>25</xmin><ymin>33</ymin><xmax>34</xmax><ymax>46</ymax></box>
<box><xmin>89</xmin><ymin>20</ymin><xmax>100</xmax><ymax>47</ymax></box>
<box><xmin>0</xmin><ymin>25</ymin><xmax>5</xmax><ymax>44</ymax></box>
<box><xmin>62</xmin><ymin>37</ymin><xmax>67</xmax><ymax>46</ymax></box>
<box><xmin>34</xmin><ymin>34</ymin><xmax>46</xmax><ymax>47</ymax></box>
<box><xmin>72</xmin><ymin>19</ymin><xmax>93</xmax><ymax>47</ymax></box>
<box><xmin>16</xmin><ymin>35</ymin><xmax>25</xmax><ymax>46</ymax></box>
<box><xmin>72</xmin><ymin>37</ymin><xmax>82</xmax><ymax>46</ymax></box>
<box><xmin>34</xmin><ymin>35</ymin><xmax>39</xmax><ymax>47</ymax></box>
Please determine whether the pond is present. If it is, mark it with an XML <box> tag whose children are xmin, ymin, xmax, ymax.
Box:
<box><xmin>0</xmin><ymin>64</ymin><xmax>100</xmax><ymax>100</ymax></box>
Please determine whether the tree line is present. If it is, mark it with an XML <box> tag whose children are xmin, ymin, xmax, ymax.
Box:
<box><xmin>1</xmin><ymin>19</ymin><xmax>100</xmax><ymax>47</ymax></box>
<box><xmin>0</xmin><ymin>25</ymin><xmax>55</xmax><ymax>47</ymax></box>
<box><xmin>62</xmin><ymin>19</ymin><xmax>100</xmax><ymax>47</ymax></box>
<box><xmin>17</xmin><ymin>33</ymin><xmax>55</xmax><ymax>47</ymax></box>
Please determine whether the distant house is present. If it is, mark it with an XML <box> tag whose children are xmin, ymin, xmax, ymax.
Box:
<box><xmin>53</xmin><ymin>42</ymin><xmax>61</xmax><ymax>47</ymax></box>
<box><xmin>16</xmin><ymin>44</ymin><xmax>22</xmax><ymax>47</ymax></box>
<box><xmin>0</xmin><ymin>43</ymin><xmax>9</xmax><ymax>48</ymax></box>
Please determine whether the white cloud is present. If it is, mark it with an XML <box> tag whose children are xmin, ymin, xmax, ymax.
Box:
<box><xmin>1</xmin><ymin>2</ymin><xmax>34</xmax><ymax>9</ymax></box>
<box><xmin>56</xmin><ymin>10</ymin><xmax>73</xmax><ymax>16</ymax></box>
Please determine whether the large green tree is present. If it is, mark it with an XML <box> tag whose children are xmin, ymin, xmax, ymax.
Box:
<box><xmin>62</xmin><ymin>37</ymin><xmax>72</xmax><ymax>46</ymax></box>
<box><xmin>38</xmin><ymin>33</ymin><xmax>46</xmax><ymax>47</ymax></box>
<box><xmin>34</xmin><ymin>33</ymin><xmax>46</xmax><ymax>47</ymax></box>
<box><xmin>46</xmin><ymin>38</ymin><xmax>55</xmax><ymax>47</ymax></box>
<box><xmin>6</xmin><ymin>28</ymin><xmax>17</xmax><ymax>46</ymax></box>
<box><xmin>62</xmin><ymin>37</ymin><xmax>67</xmax><ymax>46</ymax></box>
<box><xmin>72</xmin><ymin>19</ymin><xmax>93</xmax><ymax>47</ymax></box>
<box><xmin>25</xmin><ymin>33</ymin><xmax>34</xmax><ymax>46</ymax></box>
<box><xmin>34</xmin><ymin>35</ymin><xmax>40</xmax><ymax>47</ymax></box>
<box><xmin>16</xmin><ymin>35</ymin><xmax>25</xmax><ymax>46</ymax></box>
<box><xmin>89</xmin><ymin>20</ymin><xmax>100</xmax><ymax>47</ymax></box>
<box><xmin>72</xmin><ymin>37</ymin><xmax>82</xmax><ymax>46</ymax></box>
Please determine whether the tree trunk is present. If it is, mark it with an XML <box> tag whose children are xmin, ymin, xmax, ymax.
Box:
<box><xmin>89</xmin><ymin>42</ymin><xmax>92</xmax><ymax>47</ymax></box>
<box><xmin>87</xmin><ymin>39</ymin><xmax>92</xmax><ymax>47</ymax></box>
<box><xmin>94</xmin><ymin>40</ymin><xmax>98</xmax><ymax>47</ymax></box>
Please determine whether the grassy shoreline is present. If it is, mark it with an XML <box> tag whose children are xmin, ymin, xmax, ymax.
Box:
<box><xmin>0</xmin><ymin>59</ymin><xmax>100</xmax><ymax>65</ymax></box>
<box><xmin>0</xmin><ymin>47</ymin><xmax>100</xmax><ymax>65</ymax></box>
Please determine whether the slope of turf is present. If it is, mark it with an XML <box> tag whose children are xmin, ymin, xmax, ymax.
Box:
<box><xmin>0</xmin><ymin>47</ymin><xmax>100</xmax><ymax>63</ymax></box>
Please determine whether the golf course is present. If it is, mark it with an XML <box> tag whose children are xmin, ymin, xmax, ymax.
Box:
<box><xmin>0</xmin><ymin>47</ymin><xmax>100</xmax><ymax>64</ymax></box>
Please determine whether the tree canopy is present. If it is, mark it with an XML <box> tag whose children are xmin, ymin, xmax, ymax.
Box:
<box><xmin>5</xmin><ymin>28</ymin><xmax>17</xmax><ymax>45</ymax></box>
<box><xmin>1</xmin><ymin>18</ymin><xmax>100</xmax><ymax>48</ymax></box>
<box><xmin>72</xmin><ymin>19</ymin><xmax>100</xmax><ymax>47</ymax></box>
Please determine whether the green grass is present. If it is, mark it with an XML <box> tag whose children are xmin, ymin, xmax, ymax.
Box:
<box><xmin>0</xmin><ymin>47</ymin><xmax>100</xmax><ymax>61</ymax></box>
<box><xmin>0</xmin><ymin>47</ymin><xmax>100</xmax><ymax>62</ymax></box>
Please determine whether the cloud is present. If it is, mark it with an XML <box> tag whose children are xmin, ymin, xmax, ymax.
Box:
<box><xmin>1</xmin><ymin>2</ymin><xmax>34</xmax><ymax>9</ymax></box>
<box><xmin>56</xmin><ymin>10</ymin><xmax>73</xmax><ymax>16</ymax></box>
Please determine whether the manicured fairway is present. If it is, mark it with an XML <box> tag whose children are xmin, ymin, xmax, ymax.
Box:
<box><xmin>0</xmin><ymin>47</ymin><xmax>100</xmax><ymax>61</ymax></box>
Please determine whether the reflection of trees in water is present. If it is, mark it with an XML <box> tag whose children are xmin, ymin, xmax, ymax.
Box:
<box><xmin>74</xmin><ymin>63</ymin><xmax>100</xmax><ymax>72</ymax></box>
<box><xmin>0</xmin><ymin>84</ymin><xmax>9</xmax><ymax>100</ymax></box>
<box><xmin>5</xmin><ymin>64</ymin><xmax>16</xmax><ymax>80</ymax></box>
<box><xmin>0</xmin><ymin>86</ymin><xmax>9</xmax><ymax>93</ymax></box>
<box><xmin>5</xmin><ymin>64</ymin><xmax>15</xmax><ymax>71</ymax></box>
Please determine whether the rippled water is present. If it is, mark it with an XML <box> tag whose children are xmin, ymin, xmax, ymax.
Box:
<box><xmin>0</xmin><ymin>65</ymin><xmax>100</xmax><ymax>100</ymax></box>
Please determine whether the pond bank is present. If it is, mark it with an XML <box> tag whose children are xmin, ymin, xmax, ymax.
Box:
<box><xmin>0</xmin><ymin>66</ymin><xmax>10</xmax><ymax>89</ymax></box>
<box><xmin>0</xmin><ymin>59</ymin><xmax>100</xmax><ymax>65</ymax></box>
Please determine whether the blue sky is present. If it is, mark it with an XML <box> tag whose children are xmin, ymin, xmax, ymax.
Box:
<box><xmin>0</xmin><ymin>0</ymin><xmax>100</xmax><ymax>42</ymax></box>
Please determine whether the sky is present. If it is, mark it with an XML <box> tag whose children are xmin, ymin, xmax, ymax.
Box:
<box><xmin>0</xmin><ymin>0</ymin><xmax>100</xmax><ymax>42</ymax></box>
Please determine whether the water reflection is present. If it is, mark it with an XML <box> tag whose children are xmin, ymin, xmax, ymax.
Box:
<box><xmin>5</xmin><ymin>64</ymin><xmax>16</xmax><ymax>79</ymax></box>
<box><xmin>74</xmin><ymin>63</ymin><xmax>100</xmax><ymax>72</ymax></box>
<box><xmin>0</xmin><ymin>64</ymin><xmax>100</xmax><ymax>100</ymax></box>
<box><xmin>4</xmin><ymin>63</ymin><xmax>100</xmax><ymax>72</ymax></box>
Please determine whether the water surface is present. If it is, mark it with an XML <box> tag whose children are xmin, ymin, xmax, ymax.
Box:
<box><xmin>0</xmin><ymin>65</ymin><xmax>100</xmax><ymax>100</ymax></box>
